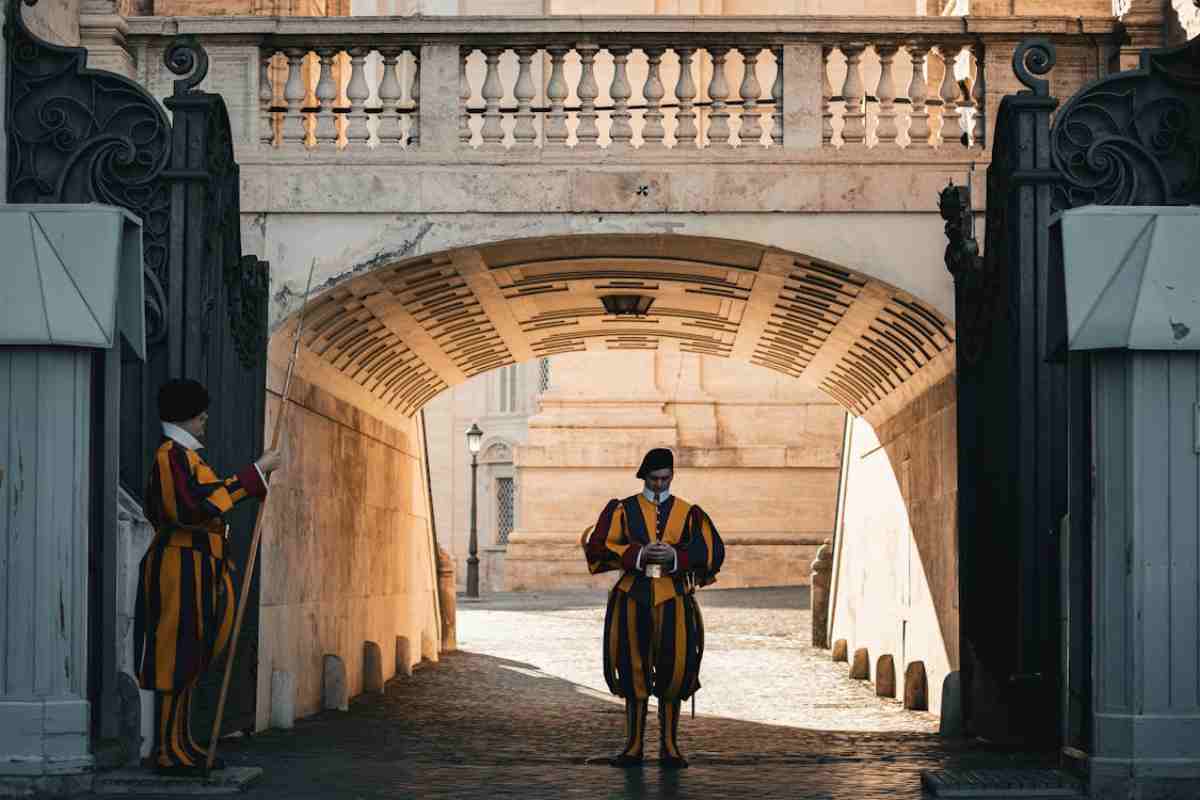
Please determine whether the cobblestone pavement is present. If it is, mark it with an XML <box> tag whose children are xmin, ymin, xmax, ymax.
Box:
<box><xmin>113</xmin><ymin>588</ymin><xmax>1060</xmax><ymax>799</ymax></box>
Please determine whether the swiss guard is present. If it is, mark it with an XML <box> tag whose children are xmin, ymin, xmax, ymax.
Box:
<box><xmin>582</xmin><ymin>447</ymin><xmax>725</xmax><ymax>769</ymax></box>
<box><xmin>134</xmin><ymin>379</ymin><xmax>282</xmax><ymax>775</ymax></box>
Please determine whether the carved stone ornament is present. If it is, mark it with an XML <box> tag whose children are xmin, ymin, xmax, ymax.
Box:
<box><xmin>480</xmin><ymin>442</ymin><xmax>513</xmax><ymax>464</ymax></box>
<box><xmin>4</xmin><ymin>0</ymin><xmax>207</xmax><ymax>342</ymax></box>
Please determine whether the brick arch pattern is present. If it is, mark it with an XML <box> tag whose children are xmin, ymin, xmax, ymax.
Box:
<box><xmin>291</xmin><ymin>233</ymin><xmax>954</xmax><ymax>423</ymax></box>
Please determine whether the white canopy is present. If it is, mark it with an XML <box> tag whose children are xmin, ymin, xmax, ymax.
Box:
<box><xmin>1056</xmin><ymin>206</ymin><xmax>1200</xmax><ymax>352</ymax></box>
<box><xmin>0</xmin><ymin>205</ymin><xmax>145</xmax><ymax>358</ymax></box>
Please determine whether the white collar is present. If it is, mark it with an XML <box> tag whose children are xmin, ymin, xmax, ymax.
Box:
<box><xmin>642</xmin><ymin>488</ymin><xmax>671</xmax><ymax>505</ymax></box>
<box><xmin>162</xmin><ymin>421</ymin><xmax>204</xmax><ymax>451</ymax></box>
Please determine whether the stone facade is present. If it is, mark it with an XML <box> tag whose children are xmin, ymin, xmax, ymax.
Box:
<box><xmin>255</xmin><ymin>352</ymin><xmax>441</xmax><ymax>729</ymax></box>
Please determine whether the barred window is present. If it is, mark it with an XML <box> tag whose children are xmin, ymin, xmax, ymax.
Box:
<box><xmin>538</xmin><ymin>357</ymin><xmax>551</xmax><ymax>394</ymax></box>
<box><xmin>496</xmin><ymin>477</ymin><xmax>515</xmax><ymax>546</ymax></box>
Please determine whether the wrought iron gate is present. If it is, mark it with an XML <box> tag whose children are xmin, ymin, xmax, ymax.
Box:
<box><xmin>6</xmin><ymin>0</ymin><xmax>270</xmax><ymax>751</ymax></box>
<box><xmin>943</xmin><ymin>33</ymin><xmax>1199</xmax><ymax>749</ymax></box>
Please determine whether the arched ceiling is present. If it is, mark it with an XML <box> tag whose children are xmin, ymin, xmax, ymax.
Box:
<box><xmin>290</xmin><ymin>234</ymin><xmax>955</xmax><ymax>424</ymax></box>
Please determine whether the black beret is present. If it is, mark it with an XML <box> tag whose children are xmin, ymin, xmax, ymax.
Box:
<box><xmin>636</xmin><ymin>447</ymin><xmax>674</xmax><ymax>479</ymax></box>
<box><xmin>158</xmin><ymin>379</ymin><xmax>210</xmax><ymax>423</ymax></box>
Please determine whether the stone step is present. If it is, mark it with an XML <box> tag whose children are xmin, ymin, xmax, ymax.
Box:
<box><xmin>92</xmin><ymin>767</ymin><xmax>263</xmax><ymax>796</ymax></box>
<box><xmin>920</xmin><ymin>768</ymin><xmax>1086</xmax><ymax>798</ymax></box>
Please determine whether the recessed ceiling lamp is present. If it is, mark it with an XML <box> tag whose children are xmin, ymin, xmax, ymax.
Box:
<box><xmin>600</xmin><ymin>294</ymin><xmax>655</xmax><ymax>317</ymax></box>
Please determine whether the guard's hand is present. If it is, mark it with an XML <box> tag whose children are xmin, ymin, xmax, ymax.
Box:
<box><xmin>643</xmin><ymin>542</ymin><xmax>674</xmax><ymax>566</ymax></box>
<box><xmin>257</xmin><ymin>448</ymin><xmax>283</xmax><ymax>475</ymax></box>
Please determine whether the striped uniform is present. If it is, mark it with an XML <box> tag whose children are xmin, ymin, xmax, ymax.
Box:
<box><xmin>134</xmin><ymin>438</ymin><xmax>266</xmax><ymax>768</ymax></box>
<box><xmin>582</xmin><ymin>494</ymin><xmax>725</xmax><ymax>761</ymax></box>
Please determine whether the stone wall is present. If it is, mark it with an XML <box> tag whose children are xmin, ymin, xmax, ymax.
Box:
<box><xmin>19</xmin><ymin>0</ymin><xmax>81</xmax><ymax>46</ymax></box>
<box><xmin>829</xmin><ymin>374</ymin><xmax>957</xmax><ymax>715</ymax></box>
<box><xmin>255</xmin><ymin>360</ymin><xmax>441</xmax><ymax>730</ymax></box>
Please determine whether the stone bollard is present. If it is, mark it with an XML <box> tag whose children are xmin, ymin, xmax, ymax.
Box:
<box><xmin>875</xmin><ymin>655</ymin><xmax>896</xmax><ymax>698</ymax></box>
<box><xmin>832</xmin><ymin>639</ymin><xmax>848</xmax><ymax>662</ymax></box>
<box><xmin>396</xmin><ymin>635</ymin><xmax>414</xmax><ymax>678</ymax></box>
<box><xmin>849</xmin><ymin>647</ymin><xmax>870</xmax><ymax>679</ymax></box>
<box><xmin>363</xmin><ymin>641</ymin><xmax>384</xmax><ymax>694</ymax></box>
<box><xmin>938</xmin><ymin>671</ymin><xmax>963</xmax><ymax>736</ymax></box>
<box><xmin>437</xmin><ymin>548</ymin><xmax>458</xmax><ymax>652</ymax></box>
<box><xmin>271</xmin><ymin>670</ymin><xmax>296</xmax><ymax>729</ymax></box>
<box><xmin>322</xmin><ymin>654</ymin><xmax>348</xmax><ymax>711</ymax></box>
<box><xmin>810</xmin><ymin>539</ymin><xmax>833</xmax><ymax>649</ymax></box>
<box><xmin>421</xmin><ymin>628</ymin><xmax>438</xmax><ymax>663</ymax></box>
<box><xmin>904</xmin><ymin>660</ymin><xmax>928</xmax><ymax>711</ymax></box>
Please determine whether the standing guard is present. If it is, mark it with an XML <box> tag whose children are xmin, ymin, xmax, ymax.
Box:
<box><xmin>582</xmin><ymin>447</ymin><xmax>725</xmax><ymax>769</ymax></box>
<box><xmin>134</xmin><ymin>379</ymin><xmax>282</xmax><ymax>775</ymax></box>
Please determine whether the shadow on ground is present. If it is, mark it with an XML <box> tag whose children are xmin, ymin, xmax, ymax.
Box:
<box><xmin>105</xmin><ymin>647</ymin><xmax>1058</xmax><ymax>800</ymax></box>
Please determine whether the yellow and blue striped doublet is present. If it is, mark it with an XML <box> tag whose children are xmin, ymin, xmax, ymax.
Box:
<box><xmin>583</xmin><ymin>493</ymin><xmax>724</xmax><ymax>763</ymax></box>
<box><xmin>134</xmin><ymin>439</ymin><xmax>266</xmax><ymax>768</ymax></box>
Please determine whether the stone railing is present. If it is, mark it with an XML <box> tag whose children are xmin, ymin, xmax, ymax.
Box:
<box><xmin>127</xmin><ymin>16</ymin><xmax>1119</xmax><ymax>159</ymax></box>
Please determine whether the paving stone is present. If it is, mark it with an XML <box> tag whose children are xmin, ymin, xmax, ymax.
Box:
<box><xmin>92</xmin><ymin>767</ymin><xmax>262</xmax><ymax>795</ymax></box>
<box><xmin>81</xmin><ymin>588</ymin><xmax>1062</xmax><ymax>800</ymax></box>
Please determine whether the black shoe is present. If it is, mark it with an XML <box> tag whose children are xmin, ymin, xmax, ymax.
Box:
<box><xmin>607</xmin><ymin>753</ymin><xmax>645</xmax><ymax>768</ymax></box>
<box><xmin>660</xmin><ymin>755</ymin><xmax>689</xmax><ymax>769</ymax></box>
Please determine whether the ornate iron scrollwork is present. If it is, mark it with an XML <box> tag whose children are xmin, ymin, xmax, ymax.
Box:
<box><xmin>1051</xmin><ymin>35</ymin><xmax>1200</xmax><ymax>208</ymax></box>
<box><xmin>4</xmin><ymin>0</ymin><xmax>208</xmax><ymax>343</ymax></box>
<box><xmin>228</xmin><ymin>256</ymin><xmax>269</xmax><ymax>370</ymax></box>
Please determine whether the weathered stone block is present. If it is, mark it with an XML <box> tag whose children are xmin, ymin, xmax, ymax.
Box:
<box><xmin>849</xmin><ymin>648</ymin><xmax>870</xmax><ymax>680</ymax></box>
<box><xmin>875</xmin><ymin>654</ymin><xmax>896</xmax><ymax>698</ymax></box>
<box><xmin>396</xmin><ymin>636</ymin><xmax>413</xmax><ymax>678</ymax></box>
<box><xmin>810</xmin><ymin>539</ymin><xmax>833</xmax><ymax>648</ymax></box>
<box><xmin>321</xmin><ymin>655</ymin><xmax>348</xmax><ymax>712</ymax></box>
<box><xmin>904</xmin><ymin>661</ymin><xmax>928</xmax><ymax>711</ymax></box>
<box><xmin>363</xmin><ymin>642</ymin><xmax>384</xmax><ymax>694</ymax></box>
<box><xmin>437</xmin><ymin>549</ymin><xmax>458</xmax><ymax>653</ymax></box>
<box><xmin>270</xmin><ymin>671</ymin><xmax>295</xmax><ymax>730</ymax></box>
<box><xmin>938</xmin><ymin>671</ymin><xmax>963</xmax><ymax>737</ymax></box>
<box><xmin>831</xmin><ymin>639</ymin><xmax>848</xmax><ymax>662</ymax></box>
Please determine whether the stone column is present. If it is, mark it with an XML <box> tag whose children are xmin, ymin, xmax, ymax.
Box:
<box><xmin>79</xmin><ymin>0</ymin><xmax>134</xmax><ymax>79</ymax></box>
<box><xmin>437</xmin><ymin>548</ymin><xmax>457</xmax><ymax>652</ymax></box>
<box><xmin>1115</xmin><ymin>0</ymin><xmax>1167</xmax><ymax>71</ymax></box>
<box><xmin>810</xmin><ymin>539</ymin><xmax>833</xmax><ymax>648</ymax></box>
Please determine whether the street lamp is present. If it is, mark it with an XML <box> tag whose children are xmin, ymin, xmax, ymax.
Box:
<box><xmin>465</xmin><ymin>422</ymin><xmax>483</xmax><ymax>598</ymax></box>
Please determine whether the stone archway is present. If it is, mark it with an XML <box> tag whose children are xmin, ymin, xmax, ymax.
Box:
<box><xmin>276</xmin><ymin>233</ymin><xmax>955</xmax><ymax>427</ymax></box>
<box><xmin>257</xmin><ymin>232</ymin><xmax>959</xmax><ymax>724</ymax></box>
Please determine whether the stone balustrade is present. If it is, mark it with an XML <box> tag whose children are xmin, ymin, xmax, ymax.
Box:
<box><xmin>127</xmin><ymin>15</ymin><xmax>1118</xmax><ymax>159</ymax></box>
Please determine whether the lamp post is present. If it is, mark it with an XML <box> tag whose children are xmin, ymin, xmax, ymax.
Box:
<box><xmin>465</xmin><ymin>422</ymin><xmax>483</xmax><ymax>598</ymax></box>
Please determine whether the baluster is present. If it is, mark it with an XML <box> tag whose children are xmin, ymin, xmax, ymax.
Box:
<box><xmin>544</xmin><ymin>46</ymin><xmax>570</xmax><ymax>148</ymax></box>
<box><xmin>345</xmin><ymin>48</ymin><xmax>370</xmax><ymax>147</ymax></box>
<box><xmin>839</xmin><ymin>44</ymin><xmax>866</xmax><ymax>148</ymax></box>
<box><xmin>971</xmin><ymin>43</ymin><xmax>985</xmax><ymax>148</ymax></box>
<box><xmin>642</xmin><ymin>47</ymin><xmax>666</xmax><ymax>149</ymax></box>
<box><xmin>377</xmin><ymin>48</ymin><xmax>403</xmax><ymax>146</ymax></box>
<box><xmin>821</xmin><ymin>45</ymin><xmax>833</xmax><ymax>147</ymax></box>
<box><xmin>707</xmin><ymin>46</ymin><xmax>731</xmax><ymax>148</ymax></box>
<box><xmin>459</xmin><ymin>48</ymin><xmax>473</xmax><ymax>147</ymax></box>
<box><xmin>407</xmin><ymin>51</ymin><xmax>420</xmax><ymax>148</ymax></box>
<box><xmin>576</xmin><ymin>44</ymin><xmax>600</xmax><ymax>149</ymax></box>
<box><xmin>674</xmin><ymin>47</ymin><xmax>698</xmax><ymax>149</ymax></box>
<box><xmin>608</xmin><ymin>46</ymin><xmax>633</xmax><ymax>150</ymax></box>
<box><xmin>480</xmin><ymin>48</ymin><xmax>506</xmax><ymax>149</ymax></box>
<box><xmin>512</xmin><ymin>47</ymin><xmax>537</xmax><ymax>147</ymax></box>
<box><xmin>313</xmin><ymin>48</ymin><xmax>339</xmax><ymax>147</ymax></box>
<box><xmin>938</xmin><ymin>44</ymin><xmax>961</xmax><ymax>147</ymax></box>
<box><xmin>738</xmin><ymin>47</ymin><xmax>763</xmax><ymax>146</ymax></box>
<box><xmin>874</xmin><ymin>44</ymin><xmax>899</xmax><ymax>148</ymax></box>
<box><xmin>771</xmin><ymin>46</ymin><xmax>783</xmax><ymax>147</ymax></box>
<box><xmin>282</xmin><ymin>48</ymin><xmax>308</xmax><ymax>147</ymax></box>
<box><xmin>906</xmin><ymin>43</ymin><xmax>932</xmax><ymax>148</ymax></box>
<box><xmin>260</xmin><ymin>51</ymin><xmax>276</xmax><ymax>147</ymax></box>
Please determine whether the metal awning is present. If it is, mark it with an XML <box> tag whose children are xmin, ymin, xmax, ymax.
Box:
<box><xmin>0</xmin><ymin>204</ymin><xmax>145</xmax><ymax>358</ymax></box>
<box><xmin>1054</xmin><ymin>206</ymin><xmax>1200</xmax><ymax>352</ymax></box>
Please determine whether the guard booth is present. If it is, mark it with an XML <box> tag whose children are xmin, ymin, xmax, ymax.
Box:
<box><xmin>1054</xmin><ymin>206</ymin><xmax>1200</xmax><ymax>799</ymax></box>
<box><xmin>0</xmin><ymin>205</ymin><xmax>145</xmax><ymax>791</ymax></box>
